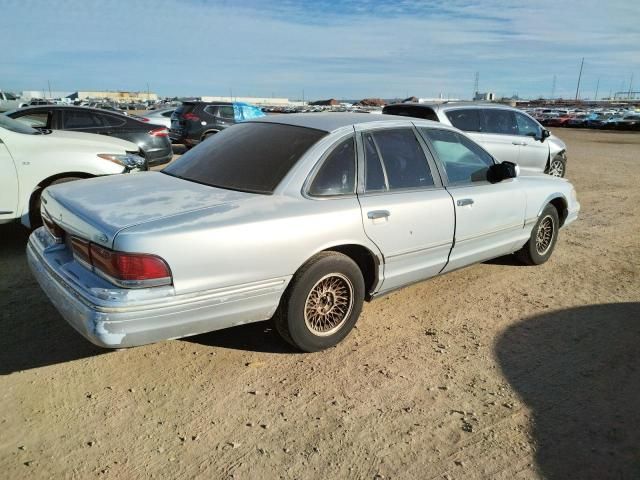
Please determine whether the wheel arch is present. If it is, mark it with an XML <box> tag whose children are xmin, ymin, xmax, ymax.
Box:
<box><xmin>539</xmin><ymin>194</ymin><xmax>568</xmax><ymax>227</ymax></box>
<box><xmin>294</xmin><ymin>243</ymin><xmax>382</xmax><ymax>302</ymax></box>
<box><xmin>200</xmin><ymin>129</ymin><xmax>220</xmax><ymax>141</ymax></box>
<box><xmin>24</xmin><ymin>172</ymin><xmax>95</xmax><ymax>228</ymax></box>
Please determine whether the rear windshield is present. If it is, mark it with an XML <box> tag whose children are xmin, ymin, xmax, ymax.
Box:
<box><xmin>383</xmin><ymin>105</ymin><xmax>438</xmax><ymax>121</ymax></box>
<box><xmin>163</xmin><ymin>122</ymin><xmax>327</xmax><ymax>194</ymax></box>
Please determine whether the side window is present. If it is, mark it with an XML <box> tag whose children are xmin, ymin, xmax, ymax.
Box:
<box><xmin>419</xmin><ymin>128</ymin><xmax>494</xmax><ymax>184</ymax></box>
<box><xmin>15</xmin><ymin>112</ymin><xmax>50</xmax><ymax>128</ymax></box>
<box><xmin>515</xmin><ymin>112</ymin><xmax>541</xmax><ymax>137</ymax></box>
<box><xmin>5</xmin><ymin>92</ymin><xmax>17</xmax><ymax>100</ymax></box>
<box><xmin>308</xmin><ymin>137</ymin><xmax>356</xmax><ymax>196</ymax></box>
<box><xmin>218</xmin><ymin>106</ymin><xmax>235</xmax><ymax>119</ymax></box>
<box><xmin>102</xmin><ymin>114</ymin><xmax>126</xmax><ymax>128</ymax></box>
<box><xmin>64</xmin><ymin>110</ymin><xmax>104</xmax><ymax>129</ymax></box>
<box><xmin>364</xmin><ymin>128</ymin><xmax>434</xmax><ymax>192</ymax></box>
<box><xmin>482</xmin><ymin>109</ymin><xmax>518</xmax><ymax>135</ymax></box>
<box><xmin>445</xmin><ymin>109</ymin><xmax>482</xmax><ymax>132</ymax></box>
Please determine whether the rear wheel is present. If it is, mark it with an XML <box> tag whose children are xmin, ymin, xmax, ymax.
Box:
<box><xmin>29</xmin><ymin>177</ymin><xmax>84</xmax><ymax>229</ymax></box>
<box><xmin>274</xmin><ymin>252</ymin><xmax>365</xmax><ymax>352</ymax></box>
<box><xmin>515</xmin><ymin>204</ymin><xmax>560</xmax><ymax>265</ymax></box>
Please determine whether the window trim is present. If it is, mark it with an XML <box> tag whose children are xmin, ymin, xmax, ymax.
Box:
<box><xmin>356</xmin><ymin>126</ymin><xmax>443</xmax><ymax>196</ymax></box>
<box><xmin>303</xmin><ymin>133</ymin><xmax>358</xmax><ymax>200</ymax></box>
<box><xmin>417</xmin><ymin>127</ymin><xmax>497</xmax><ymax>188</ymax></box>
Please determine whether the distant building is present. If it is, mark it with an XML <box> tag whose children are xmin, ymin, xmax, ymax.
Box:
<box><xmin>21</xmin><ymin>90</ymin><xmax>72</xmax><ymax>100</ymax></box>
<box><xmin>474</xmin><ymin>91</ymin><xmax>495</xmax><ymax>101</ymax></box>
<box><xmin>310</xmin><ymin>98</ymin><xmax>339</xmax><ymax>106</ymax></box>
<box><xmin>68</xmin><ymin>91</ymin><xmax>158</xmax><ymax>102</ymax></box>
<box><xmin>201</xmin><ymin>96</ymin><xmax>301</xmax><ymax>107</ymax></box>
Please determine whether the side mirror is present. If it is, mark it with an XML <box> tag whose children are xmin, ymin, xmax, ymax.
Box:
<box><xmin>488</xmin><ymin>161</ymin><xmax>519</xmax><ymax>183</ymax></box>
<box><xmin>540</xmin><ymin>129</ymin><xmax>551</xmax><ymax>142</ymax></box>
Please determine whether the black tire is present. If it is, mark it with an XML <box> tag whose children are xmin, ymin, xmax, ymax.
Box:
<box><xmin>29</xmin><ymin>177</ymin><xmax>84</xmax><ymax>229</ymax></box>
<box><xmin>515</xmin><ymin>204</ymin><xmax>560</xmax><ymax>266</ymax></box>
<box><xmin>546</xmin><ymin>155</ymin><xmax>566</xmax><ymax>177</ymax></box>
<box><xmin>274</xmin><ymin>252</ymin><xmax>365</xmax><ymax>352</ymax></box>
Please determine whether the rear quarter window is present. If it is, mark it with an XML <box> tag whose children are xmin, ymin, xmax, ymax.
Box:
<box><xmin>383</xmin><ymin>105</ymin><xmax>438</xmax><ymax>121</ymax></box>
<box><xmin>445</xmin><ymin>109</ymin><xmax>482</xmax><ymax>132</ymax></box>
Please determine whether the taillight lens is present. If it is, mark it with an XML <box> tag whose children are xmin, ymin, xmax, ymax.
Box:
<box><xmin>70</xmin><ymin>238</ymin><xmax>172</xmax><ymax>288</ymax></box>
<box><xmin>41</xmin><ymin>209</ymin><xmax>64</xmax><ymax>243</ymax></box>
<box><xmin>148</xmin><ymin>127</ymin><xmax>168</xmax><ymax>137</ymax></box>
<box><xmin>183</xmin><ymin>112</ymin><xmax>200</xmax><ymax>121</ymax></box>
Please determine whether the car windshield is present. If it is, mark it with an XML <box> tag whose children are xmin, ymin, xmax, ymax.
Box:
<box><xmin>163</xmin><ymin>122</ymin><xmax>327</xmax><ymax>194</ymax></box>
<box><xmin>0</xmin><ymin>113</ymin><xmax>41</xmax><ymax>134</ymax></box>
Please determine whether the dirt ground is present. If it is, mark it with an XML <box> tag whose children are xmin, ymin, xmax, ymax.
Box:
<box><xmin>1</xmin><ymin>129</ymin><xmax>639</xmax><ymax>479</ymax></box>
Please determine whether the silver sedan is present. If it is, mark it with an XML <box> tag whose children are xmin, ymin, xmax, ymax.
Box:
<box><xmin>27</xmin><ymin>114</ymin><xmax>580</xmax><ymax>352</ymax></box>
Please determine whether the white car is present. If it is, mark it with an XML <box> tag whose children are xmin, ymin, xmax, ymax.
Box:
<box><xmin>0</xmin><ymin>114</ymin><xmax>146</xmax><ymax>228</ymax></box>
<box><xmin>136</xmin><ymin>108</ymin><xmax>174</xmax><ymax>129</ymax></box>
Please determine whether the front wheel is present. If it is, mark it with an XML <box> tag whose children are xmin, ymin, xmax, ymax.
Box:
<box><xmin>274</xmin><ymin>252</ymin><xmax>365</xmax><ymax>352</ymax></box>
<box><xmin>515</xmin><ymin>204</ymin><xmax>560</xmax><ymax>265</ymax></box>
<box><xmin>547</xmin><ymin>155</ymin><xmax>566</xmax><ymax>177</ymax></box>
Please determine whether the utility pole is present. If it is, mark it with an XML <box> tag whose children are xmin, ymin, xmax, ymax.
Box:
<box><xmin>550</xmin><ymin>75</ymin><xmax>556</xmax><ymax>100</ymax></box>
<box><xmin>594</xmin><ymin>78</ymin><xmax>600</xmax><ymax>101</ymax></box>
<box><xmin>628</xmin><ymin>73</ymin><xmax>634</xmax><ymax>99</ymax></box>
<box><xmin>473</xmin><ymin>71</ymin><xmax>479</xmax><ymax>99</ymax></box>
<box><xmin>575</xmin><ymin>57</ymin><xmax>584</xmax><ymax>101</ymax></box>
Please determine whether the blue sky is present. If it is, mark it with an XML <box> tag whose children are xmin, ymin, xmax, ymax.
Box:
<box><xmin>2</xmin><ymin>0</ymin><xmax>638</xmax><ymax>100</ymax></box>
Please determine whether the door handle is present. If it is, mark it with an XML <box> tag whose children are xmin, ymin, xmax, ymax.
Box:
<box><xmin>367</xmin><ymin>210</ymin><xmax>390</xmax><ymax>220</ymax></box>
<box><xmin>512</xmin><ymin>141</ymin><xmax>526</xmax><ymax>146</ymax></box>
<box><xmin>457</xmin><ymin>198</ymin><xmax>474</xmax><ymax>207</ymax></box>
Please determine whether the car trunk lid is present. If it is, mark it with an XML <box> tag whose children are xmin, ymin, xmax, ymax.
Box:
<box><xmin>41</xmin><ymin>171</ymin><xmax>256</xmax><ymax>248</ymax></box>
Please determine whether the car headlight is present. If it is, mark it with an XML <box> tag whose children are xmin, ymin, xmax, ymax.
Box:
<box><xmin>98</xmin><ymin>153</ymin><xmax>146</xmax><ymax>170</ymax></box>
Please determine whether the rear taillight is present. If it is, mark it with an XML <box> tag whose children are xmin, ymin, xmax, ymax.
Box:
<box><xmin>183</xmin><ymin>112</ymin><xmax>200</xmax><ymax>121</ymax></box>
<box><xmin>139</xmin><ymin>117</ymin><xmax>150</xmax><ymax>122</ymax></box>
<box><xmin>41</xmin><ymin>209</ymin><xmax>64</xmax><ymax>243</ymax></box>
<box><xmin>70</xmin><ymin>238</ymin><xmax>172</xmax><ymax>288</ymax></box>
<box><xmin>148</xmin><ymin>127</ymin><xmax>168</xmax><ymax>137</ymax></box>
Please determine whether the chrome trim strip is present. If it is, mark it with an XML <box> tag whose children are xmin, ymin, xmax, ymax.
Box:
<box><xmin>29</xmin><ymin>238</ymin><xmax>289</xmax><ymax>314</ymax></box>
<box><xmin>386</xmin><ymin>241</ymin><xmax>452</xmax><ymax>259</ymax></box>
<box><xmin>455</xmin><ymin>222</ymin><xmax>524</xmax><ymax>243</ymax></box>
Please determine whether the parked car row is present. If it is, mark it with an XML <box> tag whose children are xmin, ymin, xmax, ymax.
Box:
<box><xmin>0</xmin><ymin>114</ymin><xmax>146</xmax><ymax>229</ymax></box>
<box><xmin>6</xmin><ymin>106</ymin><xmax>173</xmax><ymax>166</ymax></box>
<box><xmin>26</xmin><ymin>113</ymin><xmax>579</xmax><ymax>352</ymax></box>
<box><xmin>527</xmin><ymin>107</ymin><xmax>640</xmax><ymax>131</ymax></box>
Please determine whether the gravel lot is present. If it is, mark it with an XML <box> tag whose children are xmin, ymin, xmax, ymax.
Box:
<box><xmin>1</xmin><ymin>129</ymin><xmax>639</xmax><ymax>479</ymax></box>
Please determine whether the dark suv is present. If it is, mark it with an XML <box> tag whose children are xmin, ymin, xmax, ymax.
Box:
<box><xmin>170</xmin><ymin>101</ymin><xmax>265</xmax><ymax>147</ymax></box>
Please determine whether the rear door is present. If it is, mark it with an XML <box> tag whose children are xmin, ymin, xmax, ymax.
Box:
<box><xmin>0</xmin><ymin>135</ymin><xmax>19</xmax><ymax>221</ymax></box>
<box><xmin>355</xmin><ymin>125</ymin><xmax>455</xmax><ymax>292</ymax></box>
<box><xmin>476</xmin><ymin>108</ymin><xmax>521</xmax><ymax>164</ymax></box>
<box><xmin>61</xmin><ymin>109</ymin><xmax>107</xmax><ymax>134</ymax></box>
<box><xmin>418</xmin><ymin>127</ymin><xmax>526</xmax><ymax>271</ymax></box>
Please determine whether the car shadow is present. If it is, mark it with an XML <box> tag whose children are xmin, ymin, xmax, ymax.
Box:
<box><xmin>0</xmin><ymin>224</ymin><xmax>105</xmax><ymax>375</ymax></box>
<box><xmin>484</xmin><ymin>254</ymin><xmax>522</xmax><ymax>266</ymax></box>
<box><xmin>185</xmin><ymin>320</ymin><xmax>298</xmax><ymax>354</ymax></box>
<box><xmin>496</xmin><ymin>302</ymin><xmax>640</xmax><ymax>479</ymax></box>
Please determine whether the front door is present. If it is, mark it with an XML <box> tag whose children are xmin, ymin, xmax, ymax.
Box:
<box><xmin>514</xmin><ymin>111</ymin><xmax>550</xmax><ymax>173</ymax></box>
<box><xmin>0</xmin><ymin>137</ymin><xmax>19</xmax><ymax>222</ymax></box>
<box><xmin>356</xmin><ymin>126</ymin><xmax>455</xmax><ymax>292</ymax></box>
<box><xmin>418</xmin><ymin>127</ymin><xmax>526</xmax><ymax>272</ymax></box>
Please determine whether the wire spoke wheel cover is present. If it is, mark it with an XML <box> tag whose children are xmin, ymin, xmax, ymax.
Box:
<box><xmin>304</xmin><ymin>273</ymin><xmax>354</xmax><ymax>336</ymax></box>
<box><xmin>549</xmin><ymin>159</ymin><xmax>565</xmax><ymax>177</ymax></box>
<box><xmin>535</xmin><ymin>215</ymin><xmax>555</xmax><ymax>255</ymax></box>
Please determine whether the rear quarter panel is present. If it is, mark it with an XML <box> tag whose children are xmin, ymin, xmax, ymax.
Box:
<box><xmin>114</xmin><ymin>195</ymin><xmax>380</xmax><ymax>296</ymax></box>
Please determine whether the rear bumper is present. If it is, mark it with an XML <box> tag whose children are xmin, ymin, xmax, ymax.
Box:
<box><xmin>27</xmin><ymin>229</ymin><xmax>290</xmax><ymax>348</ymax></box>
